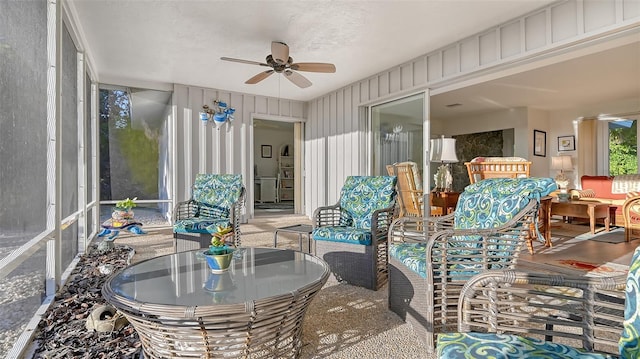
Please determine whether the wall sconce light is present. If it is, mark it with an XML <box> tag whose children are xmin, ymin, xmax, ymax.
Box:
<box><xmin>199</xmin><ymin>100</ymin><xmax>236</xmax><ymax>130</ymax></box>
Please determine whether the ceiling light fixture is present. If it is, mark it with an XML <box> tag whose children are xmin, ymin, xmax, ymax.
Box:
<box><xmin>200</xmin><ymin>100</ymin><xmax>235</xmax><ymax>130</ymax></box>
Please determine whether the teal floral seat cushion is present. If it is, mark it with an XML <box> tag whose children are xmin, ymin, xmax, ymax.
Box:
<box><xmin>173</xmin><ymin>218</ymin><xmax>231</xmax><ymax>234</ymax></box>
<box><xmin>437</xmin><ymin>332</ymin><xmax>618</xmax><ymax>359</ymax></box>
<box><xmin>389</xmin><ymin>243</ymin><xmax>427</xmax><ymax>277</ymax></box>
<box><xmin>312</xmin><ymin>227</ymin><xmax>371</xmax><ymax>245</ymax></box>
<box><xmin>389</xmin><ymin>243</ymin><xmax>511</xmax><ymax>279</ymax></box>
<box><xmin>173</xmin><ymin>174</ymin><xmax>243</xmax><ymax>234</ymax></box>
<box><xmin>313</xmin><ymin>176</ymin><xmax>397</xmax><ymax>245</ymax></box>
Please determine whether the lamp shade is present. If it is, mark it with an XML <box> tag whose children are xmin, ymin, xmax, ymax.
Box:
<box><xmin>430</xmin><ymin>136</ymin><xmax>458</xmax><ymax>163</ymax></box>
<box><xmin>551</xmin><ymin>156</ymin><xmax>572</xmax><ymax>171</ymax></box>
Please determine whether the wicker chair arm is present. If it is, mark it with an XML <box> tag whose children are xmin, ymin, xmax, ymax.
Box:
<box><xmin>312</xmin><ymin>203</ymin><xmax>342</xmax><ymax>228</ymax></box>
<box><xmin>173</xmin><ymin>200</ymin><xmax>200</xmax><ymax>222</ymax></box>
<box><xmin>388</xmin><ymin>213</ymin><xmax>455</xmax><ymax>243</ymax></box>
<box><xmin>456</xmin><ymin>269</ymin><xmax>626</xmax><ymax>354</ymax></box>
<box><xmin>622</xmin><ymin>193</ymin><xmax>640</xmax><ymax>227</ymax></box>
<box><xmin>370</xmin><ymin>205</ymin><xmax>397</xmax><ymax>244</ymax></box>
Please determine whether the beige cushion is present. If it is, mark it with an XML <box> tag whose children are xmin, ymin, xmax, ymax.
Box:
<box><xmin>570</xmin><ymin>189</ymin><xmax>596</xmax><ymax>199</ymax></box>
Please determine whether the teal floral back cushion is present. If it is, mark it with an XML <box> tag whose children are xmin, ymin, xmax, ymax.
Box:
<box><xmin>454</xmin><ymin>177</ymin><xmax>557</xmax><ymax>230</ymax></box>
<box><xmin>192</xmin><ymin>174</ymin><xmax>243</xmax><ymax>215</ymax></box>
<box><xmin>620</xmin><ymin>246</ymin><xmax>640</xmax><ymax>357</ymax></box>
<box><xmin>339</xmin><ymin>176</ymin><xmax>397</xmax><ymax>229</ymax></box>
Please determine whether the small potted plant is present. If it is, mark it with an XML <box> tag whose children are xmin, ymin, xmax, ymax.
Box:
<box><xmin>112</xmin><ymin>197</ymin><xmax>137</xmax><ymax>222</ymax></box>
<box><xmin>204</xmin><ymin>225</ymin><xmax>235</xmax><ymax>273</ymax></box>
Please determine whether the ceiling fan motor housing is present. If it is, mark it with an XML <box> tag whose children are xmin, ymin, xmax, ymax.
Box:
<box><xmin>266</xmin><ymin>55</ymin><xmax>292</xmax><ymax>73</ymax></box>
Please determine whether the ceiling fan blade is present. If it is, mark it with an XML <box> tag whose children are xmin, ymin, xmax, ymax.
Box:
<box><xmin>283</xmin><ymin>70</ymin><xmax>312</xmax><ymax>88</ymax></box>
<box><xmin>271</xmin><ymin>41</ymin><xmax>290</xmax><ymax>64</ymax></box>
<box><xmin>221</xmin><ymin>57</ymin><xmax>269</xmax><ymax>67</ymax></box>
<box><xmin>245</xmin><ymin>70</ymin><xmax>274</xmax><ymax>84</ymax></box>
<box><xmin>290</xmin><ymin>62</ymin><xmax>336</xmax><ymax>73</ymax></box>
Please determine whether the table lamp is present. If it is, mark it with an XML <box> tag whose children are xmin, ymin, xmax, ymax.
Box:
<box><xmin>551</xmin><ymin>155</ymin><xmax>572</xmax><ymax>201</ymax></box>
<box><xmin>430</xmin><ymin>135</ymin><xmax>458</xmax><ymax>192</ymax></box>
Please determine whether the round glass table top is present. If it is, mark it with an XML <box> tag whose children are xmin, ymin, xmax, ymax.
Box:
<box><xmin>106</xmin><ymin>247</ymin><xmax>329</xmax><ymax>306</ymax></box>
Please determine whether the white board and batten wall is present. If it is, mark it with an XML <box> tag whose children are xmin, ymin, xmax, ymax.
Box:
<box><xmin>172</xmin><ymin>84</ymin><xmax>306</xmax><ymax>219</ymax></box>
<box><xmin>305</xmin><ymin>0</ymin><xmax>640</xmax><ymax>216</ymax></box>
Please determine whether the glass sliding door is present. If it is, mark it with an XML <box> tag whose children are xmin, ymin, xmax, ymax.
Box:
<box><xmin>370</xmin><ymin>93</ymin><xmax>425</xmax><ymax>177</ymax></box>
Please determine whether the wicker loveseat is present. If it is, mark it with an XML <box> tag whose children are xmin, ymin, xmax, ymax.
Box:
<box><xmin>436</xmin><ymin>245</ymin><xmax>640</xmax><ymax>358</ymax></box>
<box><xmin>173</xmin><ymin>174</ymin><xmax>245</xmax><ymax>252</ymax></box>
<box><xmin>312</xmin><ymin>176</ymin><xmax>397</xmax><ymax>290</ymax></box>
<box><xmin>387</xmin><ymin>177</ymin><xmax>557</xmax><ymax>353</ymax></box>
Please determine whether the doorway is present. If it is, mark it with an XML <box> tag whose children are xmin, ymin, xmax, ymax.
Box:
<box><xmin>253</xmin><ymin>119</ymin><xmax>299</xmax><ymax>217</ymax></box>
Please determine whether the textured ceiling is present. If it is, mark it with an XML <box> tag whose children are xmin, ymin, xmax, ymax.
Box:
<box><xmin>67</xmin><ymin>0</ymin><xmax>557</xmax><ymax>102</ymax></box>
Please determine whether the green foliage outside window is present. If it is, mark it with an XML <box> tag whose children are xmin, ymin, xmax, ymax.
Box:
<box><xmin>609</xmin><ymin>120</ymin><xmax>638</xmax><ymax>175</ymax></box>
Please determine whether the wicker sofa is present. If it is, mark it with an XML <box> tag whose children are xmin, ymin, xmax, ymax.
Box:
<box><xmin>387</xmin><ymin>177</ymin><xmax>557</xmax><ymax>354</ymax></box>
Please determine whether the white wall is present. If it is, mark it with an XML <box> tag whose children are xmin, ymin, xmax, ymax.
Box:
<box><xmin>254</xmin><ymin>125</ymin><xmax>294</xmax><ymax>178</ymax></box>
<box><xmin>527</xmin><ymin>108</ymin><xmax>551</xmax><ymax>178</ymax></box>
<box><xmin>173</xmin><ymin>84</ymin><xmax>306</xmax><ymax>220</ymax></box>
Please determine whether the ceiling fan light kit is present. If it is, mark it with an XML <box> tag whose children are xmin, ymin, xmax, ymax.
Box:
<box><xmin>221</xmin><ymin>41</ymin><xmax>336</xmax><ymax>88</ymax></box>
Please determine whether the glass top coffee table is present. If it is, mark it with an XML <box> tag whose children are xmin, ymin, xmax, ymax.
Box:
<box><xmin>102</xmin><ymin>247</ymin><xmax>329</xmax><ymax>358</ymax></box>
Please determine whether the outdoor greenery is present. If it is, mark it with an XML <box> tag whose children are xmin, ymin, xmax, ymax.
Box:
<box><xmin>99</xmin><ymin>89</ymin><xmax>159</xmax><ymax>200</ymax></box>
<box><xmin>609</xmin><ymin>120</ymin><xmax>638</xmax><ymax>175</ymax></box>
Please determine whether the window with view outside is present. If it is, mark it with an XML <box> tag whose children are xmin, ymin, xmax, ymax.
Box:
<box><xmin>609</xmin><ymin>120</ymin><xmax>638</xmax><ymax>176</ymax></box>
<box><xmin>99</xmin><ymin>87</ymin><xmax>172</xmax><ymax>222</ymax></box>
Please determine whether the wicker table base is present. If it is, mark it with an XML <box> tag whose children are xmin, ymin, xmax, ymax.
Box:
<box><xmin>103</xmin><ymin>247</ymin><xmax>329</xmax><ymax>358</ymax></box>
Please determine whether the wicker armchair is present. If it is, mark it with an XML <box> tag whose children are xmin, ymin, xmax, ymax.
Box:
<box><xmin>173</xmin><ymin>174</ymin><xmax>245</xmax><ymax>252</ymax></box>
<box><xmin>622</xmin><ymin>192</ymin><xmax>640</xmax><ymax>242</ymax></box>
<box><xmin>312</xmin><ymin>176</ymin><xmax>397</xmax><ymax>290</ymax></box>
<box><xmin>386</xmin><ymin>162</ymin><xmax>426</xmax><ymax>218</ymax></box>
<box><xmin>437</xmin><ymin>245</ymin><xmax>640</xmax><ymax>358</ymax></box>
<box><xmin>387</xmin><ymin>177</ymin><xmax>557</xmax><ymax>354</ymax></box>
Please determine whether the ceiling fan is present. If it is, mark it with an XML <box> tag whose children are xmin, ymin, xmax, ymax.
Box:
<box><xmin>221</xmin><ymin>41</ymin><xmax>336</xmax><ymax>89</ymax></box>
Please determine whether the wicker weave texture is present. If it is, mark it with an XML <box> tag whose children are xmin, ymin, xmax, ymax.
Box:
<box><xmin>387</xmin><ymin>199</ymin><xmax>539</xmax><ymax>353</ymax></box>
<box><xmin>315</xmin><ymin>237</ymin><xmax>388</xmax><ymax>290</ymax></box>
<box><xmin>103</xmin><ymin>261</ymin><xmax>329</xmax><ymax>358</ymax></box>
<box><xmin>457</xmin><ymin>270</ymin><xmax>626</xmax><ymax>355</ymax></box>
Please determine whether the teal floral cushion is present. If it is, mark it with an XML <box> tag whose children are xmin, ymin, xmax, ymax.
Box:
<box><xmin>389</xmin><ymin>243</ymin><xmax>427</xmax><ymax>278</ymax></box>
<box><xmin>192</xmin><ymin>174</ymin><xmax>243</xmax><ymax>214</ymax></box>
<box><xmin>338</xmin><ymin>176</ymin><xmax>397</xmax><ymax>229</ymax></box>
<box><xmin>437</xmin><ymin>332</ymin><xmax>618</xmax><ymax>359</ymax></box>
<box><xmin>173</xmin><ymin>218</ymin><xmax>231</xmax><ymax>234</ymax></box>
<box><xmin>619</xmin><ymin>246</ymin><xmax>640</xmax><ymax>357</ymax></box>
<box><xmin>389</xmin><ymin>243</ymin><xmax>509</xmax><ymax>279</ymax></box>
<box><xmin>454</xmin><ymin>177</ymin><xmax>557</xmax><ymax>231</ymax></box>
<box><xmin>312</xmin><ymin>227</ymin><xmax>371</xmax><ymax>245</ymax></box>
